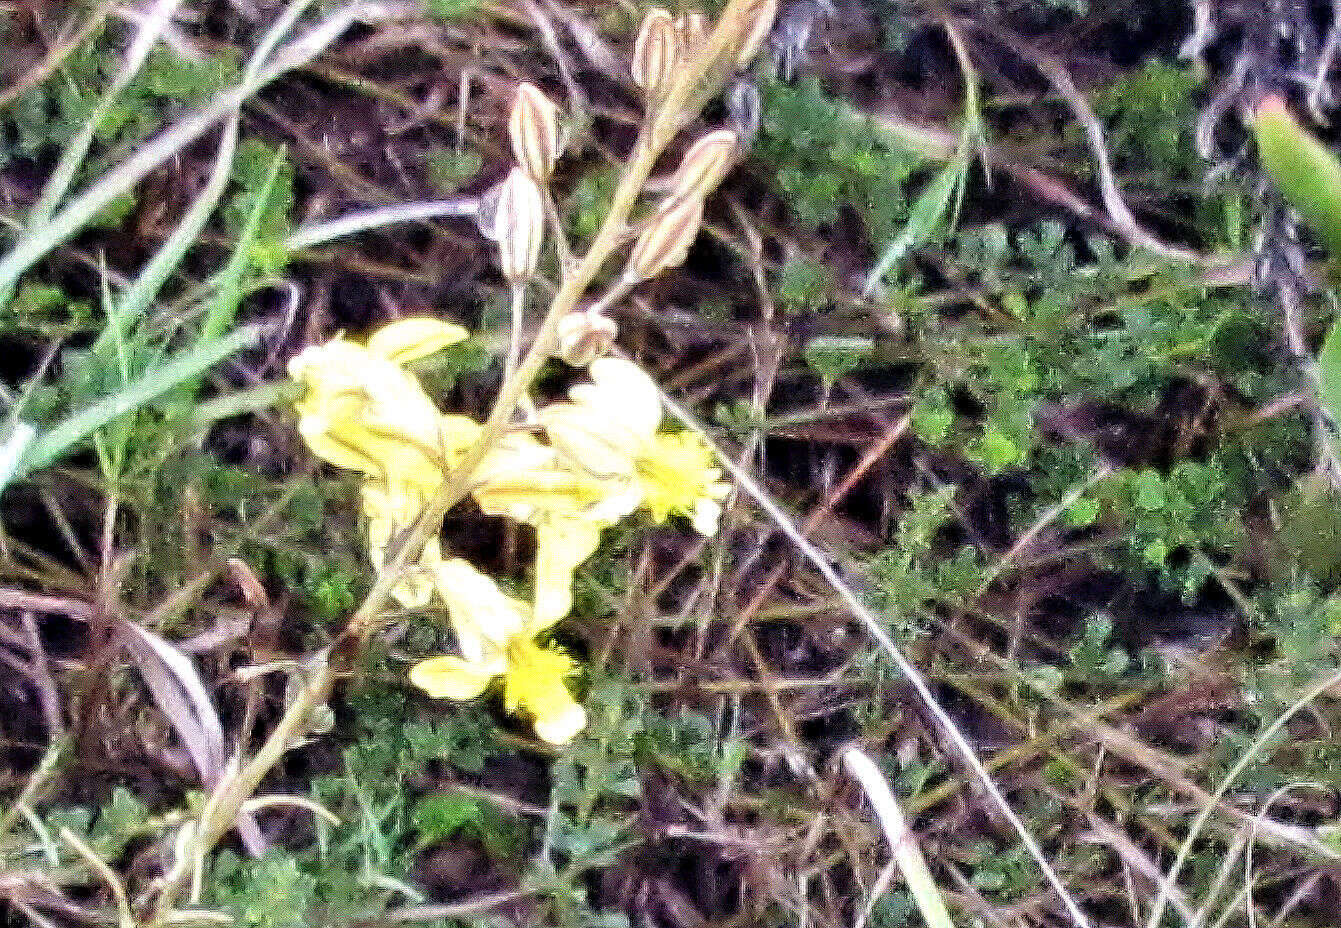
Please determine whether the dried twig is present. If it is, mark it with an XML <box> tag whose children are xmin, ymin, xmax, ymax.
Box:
<box><xmin>966</xmin><ymin>19</ymin><xmax>1200</xmax><ymax>264</ymax></box>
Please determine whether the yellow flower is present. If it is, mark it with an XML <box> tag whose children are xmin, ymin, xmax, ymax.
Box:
<box><xmin>409</xmin><ymin>558</ymin><xmax>586</xmax><ymax>744</ymax></box>
<box><xmin>639</xmin><ymin>430</ymin><xmax>729</xmax><ymax>535</ymax></box>
<box><xmin>540</xmin><ymin>358</ymin><xmax>730</xmax><ymax>534</ymax></box>
<box><xmin>472</xmin><ymin>433</ymin><xmax>639</xmax><ymax>624</ymax></box>
<box><xmin>289</xmin><ymin>317</ymin><xmax>477</xmax><ymax>606</ymax></box>
<box><xmin>288</xmin><ymin>317</ymin><xmax>475</xmax><ymax>493</ymax></box>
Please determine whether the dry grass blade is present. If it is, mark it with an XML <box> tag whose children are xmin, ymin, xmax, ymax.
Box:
<box><xmin>843</xmin><ymin>747</ymin><xmax>954</xmax><ymax>928</ymax></box>
<box><xmin>1145</xmin><ymin>664</ymin><xmax>1341</xmax><ymax>928</ymax></box>
<box><xmin>119</xmin><ymin>620</ymin><xmax>227</xmax><ymax>784</ymax></box>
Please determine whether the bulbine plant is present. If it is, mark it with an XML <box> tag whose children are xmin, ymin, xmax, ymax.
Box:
<box><xmin>141</xmin><ymin>0</ymin><xmax>776</xmax><ymax>920</ymax></box>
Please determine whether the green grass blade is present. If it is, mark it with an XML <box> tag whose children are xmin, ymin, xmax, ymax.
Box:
<box><xmin>863</xmin><ymin>157</ymin><xmax>965</xmax><ymax>296</ymax></box>
<box><xmin>13</xmin><ymin>325</ymin><xmax>260</xmax><ymax>481</ymax></box>
<box><xmin>201</xmin><ymin>145</ymin><xmax>286</xmax><ymax>343</ymax></box>
<box><xmin>27</xmin><ymin>0</ymin><xmax>184</xmax><ymax>230</ymax></box>
<box><xmin>96</xmin><ymin>116</ymin><xmax>241</xmax><ymax>356</ymax></box>
<box><xmin>0</xmin><ymin>2</ymin><xmax>378</xmax><ymax>301</ymax></box>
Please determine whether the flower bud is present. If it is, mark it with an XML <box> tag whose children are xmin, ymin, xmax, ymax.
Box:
<box><xmin>669</xmin><ymin>129</ymin><xmax>739</xmax><ymax>201</ymax></box>
<box><xmin>632</xmin><ymin>8</ymin><xmax>679</xmax><ymax>102</ymax></box>
<box><xmin>626</xmin><ymin>193</ymin><xmax>703</xmax><ymax>283</ymax></box>
<box><xmin>675</xmin><ymin>12</ymin><xmax>710</xmax><ymax>59</ymax></box>
<box><xmin>555</xmin><ymin>310</ymin><xmax>619</xmax><ymax>367</ymax></box>
<box><xmin>509</xmin><ymin>82</ymin><xmax>561</xmax><ymax>181</ymax></box>
<box><xmin>734</xmin><ymin>0</ymin><xmax>778</xmax><ymax>69</ymax></box>
<box><xmin>494</xmin><ymin>167</ymin><xmax>545</xmax><ymax>283</ymax></box>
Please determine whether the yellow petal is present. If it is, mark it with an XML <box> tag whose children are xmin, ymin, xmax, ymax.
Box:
<box><xmin>409</xmin><ymin>655</ymin><xmax>499</xmax><ymax>700</ymax></box>
<box><xmin>433</xmin><ymin>558</ymin><xmax>529</xmax><ymax>659</ymax></box>
<box><xmin>365</xmin><ymin>317</ymin><xmax>469</xmax><ymax>364</ymax></box>
<box><xmin>533</xmin><ymin>517</ymin><xmax>603</xmax><ymax>628</ymax></box>
<box><xmin>636</xmin><ymin>431</ymin><xmax>729</xmax><ymax>532</ymax></box>
<box><xmin>534</xmin><ymin>701</ymin><xmax>587</xmax><ymax>745</ymax></box>
<box><xmin>502</xmin><ymin>638</ymin><xmax>585</xmax><ymax>743</ymax></box>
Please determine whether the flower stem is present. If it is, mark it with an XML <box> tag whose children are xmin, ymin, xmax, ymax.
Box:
<box><xmin>141</xmin><ymin>3</ymin><xmax>771</xmax><ymax>919</ymax></box>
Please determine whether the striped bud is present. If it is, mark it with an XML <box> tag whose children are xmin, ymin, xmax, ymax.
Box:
<box><xmin>734</xmin><ymin>0</ymin><xmax>778</xmax><ymax>69</ymax></box>
<box><xmin>494</xmin><ymin>167</ymin><xmax>545</xmax><ymax>283</ymax></box>
<box><xmin>509</xmin><ymin>82</ymin><xmax>561</xmax><ymax>181</ymax></box>
<box><xmin>632</xmin><ymin>8</ymin><xmax>679</xmax><ymax>102</ymax></box>
<box><xmin>626</xmin><ymin>193</ymin><xmax>704</xmax><ymax>283</ymax></box>
<box><xmin>669</xmin><ymin>129</ymin><xmax>739</xmax><ymax>201</ymax></box>
<box><xmin>675</xmin><ymin>12</ymin><xmax>710</xmax><ymax>59</ymax></box>
<box><xmin>555</xmin><ymin>310</ymin><xmax>619</xmax><ymax>367</ymax></box>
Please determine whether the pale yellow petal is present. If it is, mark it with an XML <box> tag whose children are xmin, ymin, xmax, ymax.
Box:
<box><xmin>573</xmin><ymin>357</ymin><xmax>663</xmax><ymax>438</ymax></box>
<box><xmin>433</xmin><ymin>558</ymin><xmax>529</xmax><ymax>656</ymax></box>
<box><xmin>539</xmin><ymin>403</ymin><xmax>638</xmax><ymax>478</ymax></box>
<box><xmin>298</xmin><ymin>419</ymin><xmax>385</xmax><ymax>476</ymax></box>
<box><xmin>690</xmin><ymin>497</ymin><xmax>724</xmax><ymax>537</ymax></box>
<box><xmin>409</xmin><ymin>655</ymin><xmax>497</xmax><ymax>700</ymax></box>
<box><xmin>534</xmin><ymin>701</ymin><xmax>587</xmax><ymax>745</ymax></box>
<box><xmin>533</xmin><ymin>518</ymin><xmax>603</xmax><ymax>628</ymax></box>
<box><xmin>472</xmin><ymin>461</ymin><xmax>610</xmax><ymax>524</ymax></box>
<box><xmin>365</xmin><ymin>317</ymin><xmax>469</xmax><ymax>364</ymax></box>
<box><xmin>440</xmin><ymin>414</ymin><xmax>483</xmax><ymax>458</ymax></box>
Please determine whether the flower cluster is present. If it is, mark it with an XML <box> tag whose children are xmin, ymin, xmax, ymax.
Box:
<box><xmin>287</xmin><ymin>2</ymin><xmax>776</xmax><ymax>744</ymax></box>
<box><xmin>289</xmin><ymin>321</ymin><xmax>729</xmax><ymax>743</ymax></box>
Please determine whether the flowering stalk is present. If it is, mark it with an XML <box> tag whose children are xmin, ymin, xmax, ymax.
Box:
<box><xmin>143</xmin><ymin>1</ymin><xmax>774</xmax><ymax>919</ymax></box>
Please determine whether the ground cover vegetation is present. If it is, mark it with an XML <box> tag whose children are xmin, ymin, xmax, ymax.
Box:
<box><xmin>2</xmin><ymin>1</ymin><xmax>1341</xmax><ymax>926</ymax></box>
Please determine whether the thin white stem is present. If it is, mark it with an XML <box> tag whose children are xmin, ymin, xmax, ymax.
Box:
<box><xmin>504</xmin><ymin>284</ymin><xmax>526</xmax><ymax>387</ymax></box>
<box><xmin>283</xmin><ymin>198</ymin><xmax>479</xmax><ymax>252</ymax></box>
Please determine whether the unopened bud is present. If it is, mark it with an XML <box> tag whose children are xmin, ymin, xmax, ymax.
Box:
<box><xmin>735</xmin><ymin>0</ymin><xmax>778</xmax><ymax>69</ymax></box>
<box><xmin>675</xmin><ymin>12</ymin><xmax>710</xmax><ymax>59</ymax></box>
<box><xmin>632</xmin><ymin>8</ymin><xmax>679</xmax><ymax>102</ymax></box>
<box><xmin>626</xmin><ymin>193</ymin><xmax>703</xmax><ymax>282</ymax></box>
<box><xmin>509</xmin><ymin>82</ymin><xmax>561</xmax><ymax>181</ymax></box>
<box><xmin>669</xmin><ymin>129</ymin><xmax>739</xmax><ymax>201</ymax></box>
<box><xmin>555</xmin><ymin>310</ymin><xmax>619</xmax><ymax>367</ymax></box>
<box><xmin>494</xmin><ymin>167</ymin><xmax>545</xmax><ymax>283</ymax></box>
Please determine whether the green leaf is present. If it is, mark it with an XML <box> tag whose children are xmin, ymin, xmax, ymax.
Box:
<box><xmin>1254</xmin><ymin>96</ymin><xmax>1341</xmax><ymax>256</ymax></box>
<box><xmin>802</xmin><ymin>335</ymin><xmax>874</xmax><ymax>383</ymax></box>
<box><xmin>1319</xmin><ymin>317</ymin><xmax>1341</xmax><ymax>433</ymax></box>
<box><xmin>864</xmin><ymin>157</ymin><xmax>965</xmax><ymax>294</ymax></box>
<box><xmin>412</xmin><ymin>793</ymin><xmax>484</xmax><ymax>845</ymax></box>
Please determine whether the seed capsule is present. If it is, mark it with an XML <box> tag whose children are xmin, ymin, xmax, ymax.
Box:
<box><xmin>632</xmin><ymin>8</ymin><xmax>679</xmax><ymax>102</ymax></box>
<box><xmin>509</xmin><ymin>82</ymin><xmax>561</xmax><ymax>181</ymax></box>
<box><xmin>494</xmin><ymin>167</ymin><xmax>545</xmax><ymax>283</ymax></box>
<box><xmin>734</xmin><ymin>0</ymin><xmax>778</xmax><ymax>69</ymax></box>
<box><xmin>626</xmin><ymin>193</ymin><xmax>704</xmax><ymax>283</ymax></box>
<box><xmin>669</xmin><ymin>129</ymin><xmax>739</xmax><ymax>201</ymax></box>
<box><xmin>555</xmin><ymin>310</ymin><xmax>619</xmax><ymax>367</ymax></box>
